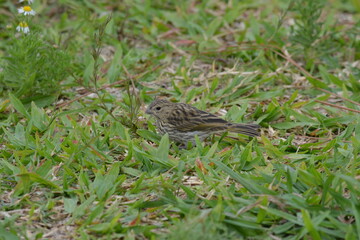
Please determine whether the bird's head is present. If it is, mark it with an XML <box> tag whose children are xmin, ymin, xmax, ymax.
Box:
<box><xmin>145</xmin><ymin>99</ymin><xmax>174</xmax><ymax>119</ymax></box>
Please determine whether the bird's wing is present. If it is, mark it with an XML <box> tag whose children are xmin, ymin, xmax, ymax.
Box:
<box><xmin>167</xmin><ymin>105</ymin><xmax>229</xmax><ymax>132</ymax></box>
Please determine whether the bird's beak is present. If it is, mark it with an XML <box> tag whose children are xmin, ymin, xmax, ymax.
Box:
<box><xmin>145</xmin><ymin>108</ymin><xmax>152</xmax><ymax>114</ymax></box>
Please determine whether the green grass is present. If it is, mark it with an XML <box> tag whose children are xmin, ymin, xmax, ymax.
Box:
<box><xmin>0</xmin><ymin>0</ymin><xmax>360</xmax><ymax>239</ymax></box>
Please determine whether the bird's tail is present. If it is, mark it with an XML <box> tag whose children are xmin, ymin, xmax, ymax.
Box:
<box><xmin>227</xmin><ymin>123</ymin><xmax>260</xmax><ymax>137</ymax></box>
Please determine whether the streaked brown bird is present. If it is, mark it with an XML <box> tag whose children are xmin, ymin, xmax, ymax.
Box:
<box><xmin>146</xmin><ymin>99</ymin><xmax>260</xmax><ymax>145</ymax></box>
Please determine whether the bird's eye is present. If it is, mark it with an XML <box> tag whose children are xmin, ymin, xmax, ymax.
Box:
<box><xmin>155</xmin><ymin>106</ymin><xmax>161</xmax><ymax>111</ymax></box>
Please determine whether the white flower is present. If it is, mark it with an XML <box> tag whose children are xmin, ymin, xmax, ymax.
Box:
<box><xmin>16</xmin><ymin>22</ymin><xmax>30</xmax><ymax>34</ymax></box>
<box><xmin>18</xmin><ymin>6</ymin><xmax>36</xmax><ymax>16</ymax></box>
<box><xmin>19</xmin><ymin>0</ymin><xmax>34</xmax><ymax>4</ymax></box>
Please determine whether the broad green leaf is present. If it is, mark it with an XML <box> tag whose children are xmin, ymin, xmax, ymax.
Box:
<box><xmin>17</xmin><ymin>172</ymin><xmax>61</xmax><ymax>190</ymax></box>
<box><xmin>307</xmin><ymin>77</ymin><xmax>328</xmax><ymax>88</ymax></box>
<box><xmin>206</xmin><ymin>17</ymin><xmax>222</xmax><ymax>37</ymax></box>
<box><xmin>213</xmin><ymin>160</ymin><xmax>273</xmax><ymax>194</ymax></box>
<box><xmin>31</xmin><ymin>102</ymin><xmax>48</xmax><ymax>131</ymax></box>
<box><xmin>107</xmin><ymin>44</ymin><xmax>123</xmax><ymax>83</ymax></box>
<box><xmin>9</xmin><ymin>93</ymin><xmax>30</xmax><ymax>119</ymax></box>
<box><xmin>302</xmin><ymin>209</ymin><xmax>321</xmax><ymax>240</ymax></box>
<box><xmin>64</xmin><ymin>196</ymin><xmax>78</xmax><ymax>213</ymax></box>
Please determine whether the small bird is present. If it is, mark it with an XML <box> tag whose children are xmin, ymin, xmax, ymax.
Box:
<box><xmin>146</xmin><ymin>99</ymin><xmax>260</xmax><ymax>145</ymax></box>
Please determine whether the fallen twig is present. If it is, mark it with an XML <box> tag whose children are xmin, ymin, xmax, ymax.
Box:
<box><xmin>315</xmin><ymin>100</ymin><xmax>360</xmax><ymax>113</ymax></box>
